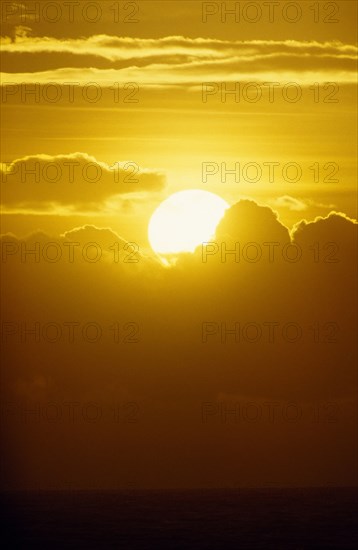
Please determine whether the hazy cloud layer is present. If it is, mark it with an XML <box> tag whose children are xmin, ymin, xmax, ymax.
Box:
<box><xmin>1</xmin><ymin>34</ymin><xmax>356</xmax><ymax>84</ymax></box>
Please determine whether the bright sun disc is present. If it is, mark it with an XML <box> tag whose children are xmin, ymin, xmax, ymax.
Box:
<box><xmin>148</xmin><ymin>190</ymin><xmax>229</xmax><ymax>254</ymax></box>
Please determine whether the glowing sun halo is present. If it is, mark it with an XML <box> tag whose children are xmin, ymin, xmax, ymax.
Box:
<box><xmin>148</xmin><ymin>190</ymin><xmax>229</xmax><ymax>255</ymax></box>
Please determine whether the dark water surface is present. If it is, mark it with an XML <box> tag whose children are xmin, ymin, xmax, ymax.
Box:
<box><xmin>1</xmin><ymin>488</ymin><xmax>357</xmax><ymax>549</ymax></box>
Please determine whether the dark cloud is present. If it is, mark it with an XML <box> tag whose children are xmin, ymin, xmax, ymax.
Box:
<box><xmin>1</xmin><ymin>153</ymin><xmax>166</xmax><ymax>212</ymax></box>
<box><xmin>1</xmin><ymin>201</ymin><xmax>356</xmax><ymax>488</ymax></box>
<box><xmin>1</xmin><ymin>35</ymin><xmax>356</xmax><ymax>84</ymax></box>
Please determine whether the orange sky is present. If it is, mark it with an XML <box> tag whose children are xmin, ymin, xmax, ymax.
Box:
<box><xmin>1</xmin><ymin>0</ymin><xmax>357</xmax><ymax>490</ymax></box>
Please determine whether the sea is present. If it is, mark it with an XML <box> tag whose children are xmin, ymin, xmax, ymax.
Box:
<box><xmin>1</xmin><ymin>488</ymin><xmax>357</xmax><ymax>548</ymax></box>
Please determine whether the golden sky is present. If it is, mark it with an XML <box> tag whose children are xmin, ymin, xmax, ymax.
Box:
<box><xmin>1</xmin><ymin>0</ymin><xmax>357</xmax><ymax>490</ymax></box>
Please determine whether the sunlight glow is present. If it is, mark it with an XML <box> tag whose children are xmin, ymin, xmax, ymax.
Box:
<box><xmin>148</xmin><ymin>190</ymin><xmax>229</xmax><ymax>254</ymax></box>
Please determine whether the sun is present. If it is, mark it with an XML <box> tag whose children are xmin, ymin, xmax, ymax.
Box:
<box><xmin>148</xmin><ymin>189</ymin><xmax>229</xmax><ymax>255</ymax></box>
